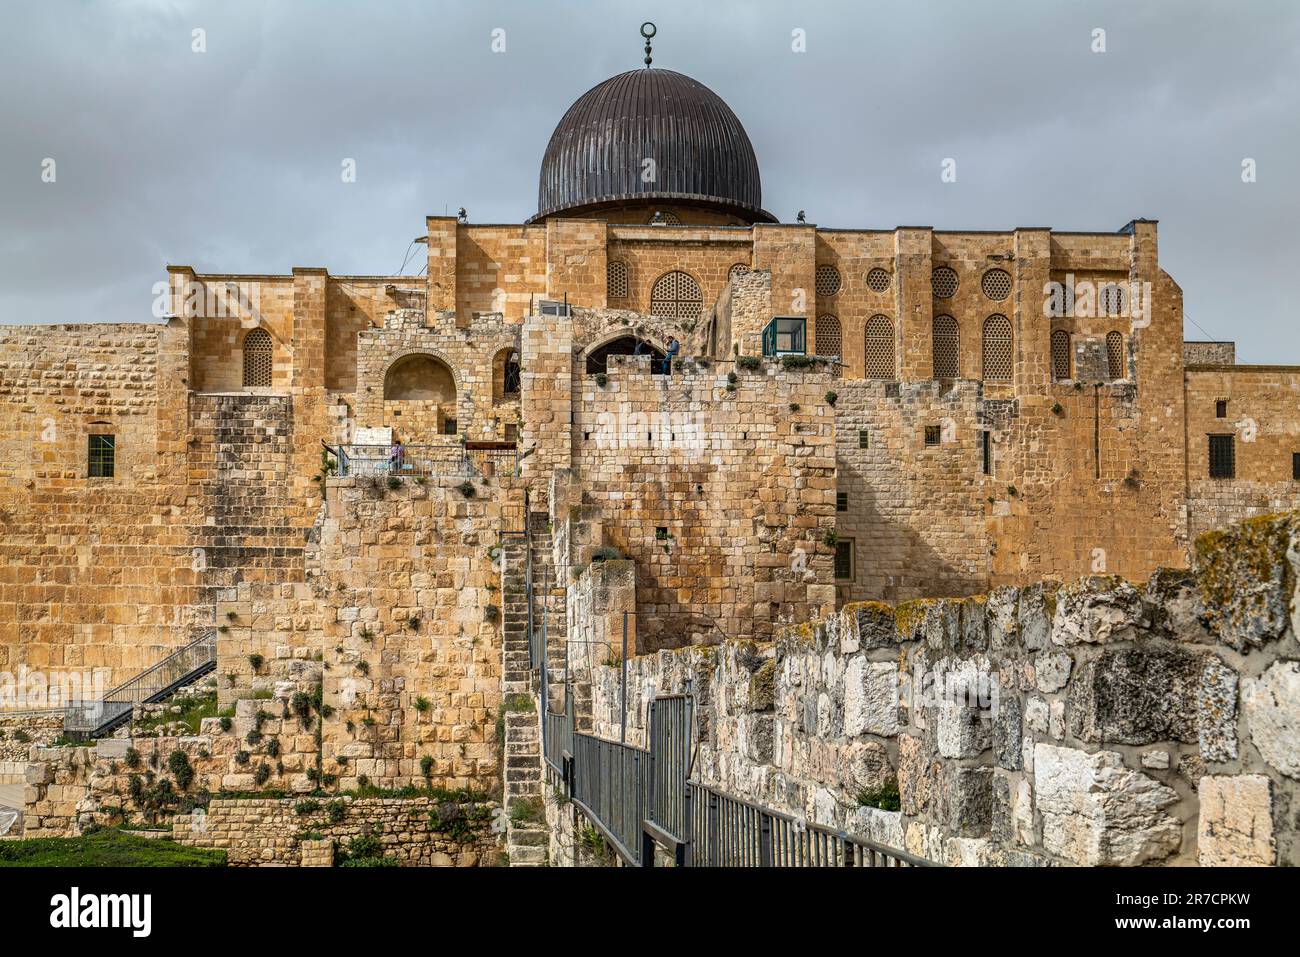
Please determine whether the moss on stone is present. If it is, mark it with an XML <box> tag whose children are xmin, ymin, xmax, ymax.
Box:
<box><xmin>749</xmin><ymin>659</ymin><xmax>776</xmax><ymax>712</ymax></box>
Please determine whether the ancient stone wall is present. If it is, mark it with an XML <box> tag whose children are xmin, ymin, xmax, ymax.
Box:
<box><xmin>583</xmin><ymin>511</ymin><xmax>1300</xmax><ymax>866</ymax></box>
<box><xmin>569</xmin><ymin>353</ymin><xmax>837</xmax><ymax>648</ymax></box>
<box><xmin>833</xmin><ymin>379</ymin><xmax>989</xmax><ymax>602</ymax></box>
<box><xmin>172</xmin><ymin>795</ymin><xmax>501</xmax><ymax>866</ymax></box>
<box><xmin>1185</xmin><ymin>366</ymin><xmax>1300</xmax><ymax>541</ymax></box>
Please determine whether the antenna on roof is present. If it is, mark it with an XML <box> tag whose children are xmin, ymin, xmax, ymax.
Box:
<box><xmin>641</xmin><ymin>22</ymin><xmax>656</xmax><ymax>68</ymax></box>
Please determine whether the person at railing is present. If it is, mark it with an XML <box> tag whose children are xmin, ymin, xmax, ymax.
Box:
<box><xmin>388</xmin><ymin>438</ymin><xmax>404</xmax><ymax>473</ymax></box>
<box><xmin>665</xmin><ymin>336</ymin><xmax>680</xmax><ymax>374</ymax></box>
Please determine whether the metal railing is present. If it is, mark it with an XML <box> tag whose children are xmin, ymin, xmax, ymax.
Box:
<box><xmin>571</xmin><ymin>730</ymin><xmax>649</xmax><ymax>866</ymax></box>
<box><xmin>543</xmin><ymin>686</ymin><xmax>573</xmax><ymax>776</ymax></box>
<box><xmin>646</xmin><ymin>695</ymin><xmax>692</xmax><ymax>845</ymax></box>
<box><xmin>63</xmin><ymin>629</ymin><xmax>218</xmax><ymax>738</ymax></box>
<box><xmin>686</xmin><ymin>782</ymin><xmax>933</xmax><ymax>867</ymax></box>
<box><xmin>333</xmin><ymin>444</ymin><xmax>518</xmax><ymax>479</ymax></box>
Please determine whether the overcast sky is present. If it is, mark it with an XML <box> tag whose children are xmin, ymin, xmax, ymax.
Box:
<box><xmin>2</xmin><ymin>0</ymin><xmax>1298</xmax><ymax>361</ymax></box>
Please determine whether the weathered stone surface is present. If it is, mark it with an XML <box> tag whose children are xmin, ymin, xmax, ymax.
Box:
<box><xmin>897</xmin><ymin>733</ymin><xmax>936</xmax><ymax>816</ymax></box>
<box><xmin>1018</xmin><ymin>583</ymin><xmax>1058</xmax><ymax>651</ymax></box>
<box><xmin>1195</xmin><ymin>516</ymin><xmax>1295</xmax><ymax>651</ymax></box>
<box><xmin>1052</xmin><ymin>577</ymin><xmax>1145</xmax><ymax>646</ymax></box>
<box><xmin>1198</xmin><ymin>774</ymin><xmax>1274</xmax><ymax>866</ymax></box>
<box><xmin>935</xmin><ymin>701</ymin><xmax>991</xmax><ymax>758</ymax></box>
<box><xmin>1068</xmin><ymin>647</ymin><xmax>1202</xmax><ymax>745</ymax></box>
<box><xmin>1140</xmin><ymin>750</ymin><xmax>1170</xmax><ymax>770</ymax></box>
<box><xmin>937</xmin><ymin>765</ymin><xmax>993</xmax><ymax>837</ymax></box>
<box><xmin>994</xmin><ymin>695</ymin><xmax>1022</xmax><ymax>770</ymax></box>
<box><xmin>851</xmin><ymin>602</ymin><xmax>898</xmax><ymax>650</ymax></box>
<box><xmin>839</xmin><ymin>740</ymin><xmax>892</xmax><ymax>794</ymax></box>
<box><xmin>847</xmin><ymin>805</ymin><xmax>904</xmax><ymax>850</ymax></box>
<box><xmin>1034</xmin><ymin>651</ymin><xmax>1072</xmax><ymax>693</ymax></box>
<box><xmin>1198</xmin><ymin>656</ymin><xmax>1238</xmax><ymax>762</ymax></box>
<box><xmin>843</xmin><ymin>657</ymin><xmax>898</xmax><ymax>738</ymax></box>
<box><xmin>1035</xmin><ymin>744</ymin><xmax>1181</xmax><ymax>866</ymax></box>
<box><xmin>1243</xmin><ymin>661</ymin><xmax>1300</xmax><ymax>779</ymax></box>
<box><xmin>1025</xmin><ymin>695</ymin><xmax>1049</xmax><ymax>734</ymax></box>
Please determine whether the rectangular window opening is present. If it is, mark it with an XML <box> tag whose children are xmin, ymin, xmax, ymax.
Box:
<box><xmin>834</xmin><ymin>539</ymin><xmax>854</xmax><ymax>580</ymax></box>
<box><xmin>1208</xmin><ymin>434</ymin><xmax>1235</xmax><ymax>479</ymax></box>
<box><xmin>981</xmin><ymin>431</ymin><xmax>992</xmax><ymax>476</ymax></box>
<box><xmin>924</xmin><ymin>425</ymin><xmax>941</xmax><ymax>447</ymax></box>
<box><xmin>88</xmin><ymin>434</ymin><xmax>115</xmax><ymax>478</ymax></box>
<box><xmin>858</xmin><ymin>429</ymin><xmax>869</xmax><ymax>450</ymax></box>
<box><xmin>1215</xmin><ymin>399</ymin><xmax>1228</xmax><ymax>418</ymax></box>
<box><xmin>836</xmin><ymin>492</ymin><xmax>848</xmax><ymax>512</ymax></box>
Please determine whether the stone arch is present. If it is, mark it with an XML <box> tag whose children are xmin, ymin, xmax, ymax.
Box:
<box><xmin>493</xmin><ymin>346</ymin><xmax>522</xmax><ymax>401</ymax></box>
<box><xmin>580</xmin><ymin>329</ymin><xmax>667</xmax><ymax>375</ymax></box>
<box><xmin>381</xmin><ymin>352</ymin><xmax>460</xmax><ymax>437</ymax></box>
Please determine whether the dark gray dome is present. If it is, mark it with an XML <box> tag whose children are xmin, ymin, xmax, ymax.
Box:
<box><xmin>530</xmin><ymin>69</ymin><xmax>774</xmax><ymax>224</ymax></box>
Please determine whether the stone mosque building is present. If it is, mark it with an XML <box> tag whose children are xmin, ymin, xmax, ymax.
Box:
<box><xmin>2</xmin><ymin>28</ymin><xmax>1299</xmax><ymax>831</ymax></box>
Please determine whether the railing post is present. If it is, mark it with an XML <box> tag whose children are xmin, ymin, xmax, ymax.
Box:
<box><xmin>708</xmin><ymin>790</ymin><xmax>719</xmax><ymax>867</ymax></box>
<box><xmin>843</xmin><ymin>837</ymin><xmax>855</xmax><ymax>868</ymax></box>
<box><xmin>760</xmin><ymin>812</ymin><xmax>773</xmax><ymax>867</ymax></box>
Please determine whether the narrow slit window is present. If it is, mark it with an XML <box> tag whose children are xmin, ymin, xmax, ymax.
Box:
<box><xmin>858</xmin><ymin>429</ymin><xmax>869</xmax><ymax>450</ymax></box>
<box><xmin>836</xmin><ymin>492</ymin><xmax>848</xmax><ymax>512</ymax></box>
<box><xmin>834</xmin><ymin>539</ymin><xmax>854</xmax><ymax>580</ymax></box>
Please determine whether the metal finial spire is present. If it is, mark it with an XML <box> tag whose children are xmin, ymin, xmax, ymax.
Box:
<box><xmin>641</xmin><ymin>21</ymin><xmax>656</xmax><ymax>67</ymax></box>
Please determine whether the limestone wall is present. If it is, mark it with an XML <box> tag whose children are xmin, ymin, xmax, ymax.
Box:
<box><xmin>584</xmin><ymin>511</ymin><xmax>1300</xmax><ymax>866</ymax></box>
<box><xmin>569</xmin><ymin>354</ymin><xmax>837</xmax><ymax>649</ymax></box>
<box><xmin>172</xmin><ymin>795</ymin><xmax>501</xmax><ymax>867</ymax></box>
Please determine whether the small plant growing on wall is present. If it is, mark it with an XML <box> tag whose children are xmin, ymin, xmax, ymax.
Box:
<box><xmin>407</xmin><ymin>615</ymin><xmax>420</xmax><ymax>631</ymax></box>
<box><xmin>219</xmin><ymin>716</ymin><xmax>232</xmax><ymax>733</ymax></box>
<box><xmin>356</xmin><ymin>660</ymin><xmax>370</xmax><ymax>676</ymax></box>
<box><xmin>265</xmin><ymin>737</ymin><xmax>281</xmax><ymax>759</ymax></box>
<box><xmin>387</xmin><ymin>475</ymin><xmax>402</xmax><ymax>490</ymax></box>
<box><xmin>235</xmin><ymin>750</ymin><xmax>250</xmax><ymax>766</ymax></box>
<box><xmin>789</xmin><ymin>403</ymin><xmax>801</xmax><ymax>413</ymax></box>
<box><xmin>1007</xmin><ymin>485</ymin><xmax>1019</xmax><ymax>498</ymax></box>
<box><xmin>124</xmin><ymin>747</ymin><xmax>141</xmax><ymax>769</ymax></box>
<box><xmin>226</xmin><ymin>611</ymin><xmax>239</xmax><ymax>622</ymax></box>
<box><xmin>248</xmin><ymin>653</ymin><xmax>264</xmax><ymax>673</ymax></box>
<box><xmin>246</xmin><ymin>728</ymin><xmax>263</xmax><ymax>747</ymax></box>
<box><xmin>824</xmin><ymin>390</ymin><xmax>838</xmax><ymax>407</ymax></box>
<box><xmin>595</xmin><ymin>372</ymin><xmax>608</xmax><ymax>388</ymax></box>
<box><xmin>1051</xmin><ymin>402</ymin><xmax>1064</xmax><ymax>416</ymax></box>
<box><xmin>253</xmin><ymin>763</ymin><xmax>272</xmax><ymax>786</ymax></box>
<box><xmin>413</xmin><ymin>696</ymin><xmax>431</xmax><ymax>713</ymax></box>
<box><xmin>458</xmin><ymin>480</ymin><xmax>476</xmax><ymax>498</ymax></box>
<box><xmin>420</xmin><ymin>755</ymin><xmax>434</xmax><ymax>779</ymax></box>
<box><xmin>823</xmin><ymin>530</ymin><xmax>838</xmax><ymax>547</ymax></box>
<box><xmin>856</xmin><ymin>776</ymin><xmax>900</xmax><ymax>812</ymax></box>
<box><xmin>359</xmin><ymin>625</ymin><xmax>374</xmax><ymax>642</ymax></box>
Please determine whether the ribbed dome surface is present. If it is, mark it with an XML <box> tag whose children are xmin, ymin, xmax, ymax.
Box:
<box><xmin>531</xmin><ymin>69</ymin><xmax>773</xmax><ymax>224</ymax></box>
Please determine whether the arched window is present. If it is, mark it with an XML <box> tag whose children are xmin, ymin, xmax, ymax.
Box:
<box><xmin>729</xmin><ymin>263</ymin><xmax>750</xmax><ymax>281</ymax></box>
<box><xmin>1106</xmin><ymin>331</ymin><xmax>1125</xmax><ymax>379</ymax></box>
<box><xmin>815</xmin><ymin>315</ymin><xmax>841</xmax><ymax>357</ymax></box>
<box><xmin>932</xmin><ymin>315</ymin><xmax>960</xmax><ymax>378</ymax></box>
<box><xmin>650</xmin><ymin>271</ymin><xmax>703</xmax><ymax>322</ymax></box>
<box><xmin>982</xmin><ymin>315</ymin><xmax>1013</xmax><ymax>381</ymax></box>
<box><xmin>864</xmin><ymin>315</ymin><xmax>895</xmax><ymax>380</ymax></box>
<box><xmin>1051</xmin><ymin>330</ymin><xmax>1071</xmax><ymax>380</ymax></box>
<box><xmin>607</xmin><ymin>261</ymin><xmax>628</xmax><ymax>300</ymax></box>
<box><xmin>242</xmin><ymin>328</ymin><xmax>273</xmax><ymax>388</ymax></box>
<box><xmin>502</xmin><ymin>350</ymin><xmax>521</xmax><ymax>396</ymax></box>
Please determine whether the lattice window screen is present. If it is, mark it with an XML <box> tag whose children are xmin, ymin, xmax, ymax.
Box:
<box><xmin>932</xmin><ymin>266</ymin><xmax>959</xmax><ymax>299</ymax></box>
<box><xmin>1051</xmin><ymin>330</ymin><xmax>1071</xmax><ymax>380</ymax></box>
<box><xmin>815</xmin><ymin>315</ymin><xmax>842</xmax><ymax>357</ymax></box>
<box><xmin>1106</xmin><ymin>331</ymin><xmax>1125</xmax><ymax>379</ymax></box>
<box><xmin>729</xmin><ymin>263</ymin><xmax>750</xmax><ymax>281</ymax></box>
<box><xmin>650</xmin><ymin>271</ymin><xmax>703</xmax><ymax>322</ymax></box>
<box><xmin>932</xmin><ymin>315</ymin><xmax>960</xmax><ymax>378</ymax></box>
<box><xmin>982</xmin><ymin>315</ymin><xmax>1013</xmax><ymax>381</ymax></box>
<box><xmin>243</xmin><ymin>328</ymin><xmax>273</xmax><ymax>388</ymax></box>
<box><xmin>1100</xmin><ymin>284</ymin><xmax>1127</xmax><ymax>316</ymax></box>
<box><xmin>866</xmin><ymin>268</ymin><xmax>892</xmax><ymax>292</ymax></box>
<box><xmin>815</xmin><ymin>264</ymin><xmax>841</xmax><ymax>297</ymax></box>
<box><xmin>864</xmin><ymin>315</ymin><xmax>896</xmax><ymax>379</ymax></box>
<box><xmin>607</xmin><ymin>261</ymin><xmax>628</xmax><ymax>299</ymax></box>
<box><xmin>981</xmin><ymin>269</ymin><xmax>1012</xmax><ymax>300</ymax></box>
<box><xmin>649</xmin><ymin>211</ymin><xmax>681</xmax><ymax>224</ymax></box>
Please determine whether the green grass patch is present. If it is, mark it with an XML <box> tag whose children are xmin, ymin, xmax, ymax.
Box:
<box><xmin>0</xmin><ymin>828</ymin><xmax>226</xmax><ymax>867</ymax></box>
<box><xmin>136</xmin><ymin>690</ymin><xmax>233</xmax><ymax>735</ymax></box>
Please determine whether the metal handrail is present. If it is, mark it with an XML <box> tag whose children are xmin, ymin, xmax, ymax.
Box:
<box><xmin>333</xmin><ymin>444</ymin><xmax>518</xmax><ymax>479</ymax></box>
<box><xmin>64</xmin><ymin>629</ymin><xmax>217</xmax><ymax>735</ymax></box>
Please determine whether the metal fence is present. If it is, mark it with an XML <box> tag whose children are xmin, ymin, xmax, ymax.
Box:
<box><xmin>686</xmin><ymin>783</ymin><xmax>932</xmax><ymax>867</ymax></box>
<box><xmin>64</xmin><ymin>629</ymin><xmax>218</xmax><ymax>738</ymax></box>
<box><xmin>571</xmin><ymin>731</ymin><xmax>650</xmax><ymax>865</ymax></box>
<box><xmin>646</xmin><ymin>695</ymin><xmax>692</xmax><ymax>845</ymax></box>
<box><xmin>333</xmin><ymin>444</ymin><xmax>517</xmax><ymax>479</ymax></box>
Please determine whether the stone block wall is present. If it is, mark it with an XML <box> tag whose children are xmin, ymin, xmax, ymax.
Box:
<box><xmin>570</xmin><ymin>354</ymin><xmax>837</xmax><ymax>648</ymax></box>
<box><xmin>583</xmin><ymin>511</ymin><xmax>1300</xmax><ymax>866</ymax></box>
<box><xmin>172</xmin><ymin>795</ymin><xmax>502</xmax><ymax>867</ymax></box>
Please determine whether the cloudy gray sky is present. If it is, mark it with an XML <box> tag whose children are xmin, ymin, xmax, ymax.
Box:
<box><xmin>2</xmin><ymin>0</ymin><xmax>1298</xmax><ymax>361</ymax></box>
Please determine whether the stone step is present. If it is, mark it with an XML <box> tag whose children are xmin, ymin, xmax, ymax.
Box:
<box><xmin>508</xmin><ymin>846</ymin><xmax>547</xmax><ymax>865</ymax></box>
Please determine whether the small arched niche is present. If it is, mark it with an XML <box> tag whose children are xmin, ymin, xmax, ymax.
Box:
<box><xmin>383</xmin><ymin>354</ymin><xmax>458</xmax><ymax>436</ymax></box>
<box><xmin>585</xmin><ymin>335</ymin><xmax>666</xmax><ymax>375</ymax></box>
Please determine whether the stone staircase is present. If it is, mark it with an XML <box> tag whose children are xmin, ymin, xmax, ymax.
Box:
<box><xmin>500</xmin><ymin>530</ymin><xmax>547</xmax><ymax>865</ymax></box>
